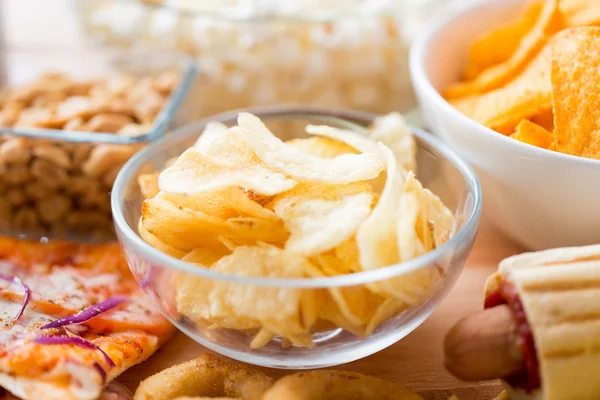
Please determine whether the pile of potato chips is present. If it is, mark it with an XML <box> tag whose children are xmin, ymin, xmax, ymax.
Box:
<box><xmin>445</xmin><ymin>0</ymin><xmax>600</xmax><ymax>159</ymax></box>
<box><xmin>137</xmin><ymin>112</ymin><xmax>455</xmax><ymax>348</ymax></box>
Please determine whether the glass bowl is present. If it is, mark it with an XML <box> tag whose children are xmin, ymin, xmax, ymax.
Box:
<box><xmin>0</xmin><ymin>48</ymin><xmax>198</xmax><ymax>241</ymax></box>
<box><xmin>111</xmin><ymin>106</ymin><xmax>481</xmax><ymax>369</ymax></box>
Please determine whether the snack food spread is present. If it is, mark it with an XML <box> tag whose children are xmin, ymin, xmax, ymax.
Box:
<box><xmin>444</xmin><ymin>0</ymin><xmax>600</xmax><ymax>159</ymax></box>
<box><xmin>138</xmin><ymin>112</ymin><xmax>456</xmax><ymax>348</ymax></box>
<box><xmin>0</xmin><ymin>236</ymin><xmax>173</xmax><ymax>400</ymax></box>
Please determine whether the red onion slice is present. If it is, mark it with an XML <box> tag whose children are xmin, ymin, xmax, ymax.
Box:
<box><xmin>41</xmin><ymin>296</ymin><xmax>128</xmax><ymax>330</ymax></box>
<box><xmin>34</xmin><ymin>335</ymin><xmax>115</xmax><ymax>368</ymax></box>
<box><xmin>0</xmin><ymin>273</ymin><xmax>31</xmax><ymax>322</ymax></box>
<box><xmin>93</xmin><ymin>361</ymin><xmax>107</xmax><ymax>383</ymax></box>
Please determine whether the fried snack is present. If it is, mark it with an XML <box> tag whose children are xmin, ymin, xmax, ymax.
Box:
<box><xmin>139</xmin><ymin>112</ymin><xmax>455</xmax><ymax>348</ymax></box>
<box><xmin>262</xmin><ymin>370</ymin><xmax>423</xmax><ymax>400</ymax></box>
<box><xmin>485</xmin><ymin>245</ymin><xmax>600</xmax><ymax>400</ymax></box>
<box><xmin>510</xmin><ymin>120</ymin><xmax>553</xmax><ymax>149</ymax></box>
<box><xmin>445</xmin><ymin>0</ymin><xmax>562</xmax><ymax>99</ymax></box>
<box><xmin>551</xmin><ymin>27</ymin><xmax>600</xmax><ymax>159</ymax></box>
<box><xmin>445</xmin><ymin>0</ymin><xmax>600</xmax><ymax>159</ymax></box>
<box><xmin>133</xmin><ymin>354</ymin><xmax>273</xmax><ymax>400</ymax></box>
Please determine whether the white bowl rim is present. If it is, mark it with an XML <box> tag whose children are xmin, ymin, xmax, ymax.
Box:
<box><xmin>111</xmin><ymin>105</ymin><xmax>482</xmax><ymax>288</ymax></box>
<box><xmin>409</xmin><ymin>0</ymin><xmax>600</xmax><ymax>168</ymax></box>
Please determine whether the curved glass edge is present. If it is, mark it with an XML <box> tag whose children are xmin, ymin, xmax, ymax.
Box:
<box><xmin>0</xmin><ymin>53</ymin><xmax>198</xmax><ymax>145</ymax></box>
<box><xmin>408</xmin><ymin>0</ymin><xmax>600</xmax><ymax>168</ymax></box>
<box><xmin>112</xmin><ymin>106</ymin><xmax>482</xmax><ymax>288</ymax></box>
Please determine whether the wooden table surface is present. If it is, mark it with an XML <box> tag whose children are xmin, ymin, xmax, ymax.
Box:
<box><xmin>118</xmin><ymin>219</ymin><xmax>525</xmax><ymax>400</ymax></box>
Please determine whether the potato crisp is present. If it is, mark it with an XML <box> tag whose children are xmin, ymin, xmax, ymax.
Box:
<box><xmin>445</xmin><ymin>0</ymin><xmax>600</xmax><ymax>160</ymax></box>
<box><xmin>139</xmin><ymin>113</ymin><xmax>455</xmax><ymax>349</ymax></box>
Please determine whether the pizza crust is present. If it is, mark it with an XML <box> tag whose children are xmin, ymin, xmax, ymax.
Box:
<box><xmin>0</xmin><ymin>364</ymin><xmax>100</xmax><ymax>400</ymax></box>
<box><xmin>486</xmin><ymin>245</ymin><xmax>600</xmax><ymax>400</ymax></box>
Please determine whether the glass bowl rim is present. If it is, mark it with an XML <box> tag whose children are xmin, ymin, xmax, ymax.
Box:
<box><xmin>111</xmin><ymin>105</ymin><xmax>482</xmax><ymax>288</ymax></box>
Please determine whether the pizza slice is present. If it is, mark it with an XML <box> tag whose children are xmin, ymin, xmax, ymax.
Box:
<box><xmin>0</xmin><ymin>236</ymin><xmax>174</xmax><ymax>400</ymax></box>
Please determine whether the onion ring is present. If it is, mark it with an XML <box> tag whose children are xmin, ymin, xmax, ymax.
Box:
<box><xmin>262</xmin><ymin>370</ymin><xmax>423</xmax><ymax>400</ymax></box>
<box><xmin>133</xmin><ymin>354</ymin><xmax>273</xmax><ymax>400</ymax></box>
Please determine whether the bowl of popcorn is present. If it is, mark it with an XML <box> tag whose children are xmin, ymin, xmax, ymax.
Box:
<box><xmin>0</xmin><ymin>49</ymin><xmax>197</xmax><ymax>240</ymax></box>
<box><xmin>112</xmin><ymin>106</ymin><xmax>481</xmax><ymax>368</ymax></box>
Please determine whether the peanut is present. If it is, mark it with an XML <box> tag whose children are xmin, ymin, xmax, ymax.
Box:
<box><xmin>105</xmin><ymin>74</ymin><xmax>136</xmax><ymax>97</ymax></box>
<box><xmin>33</xmin><ymin>145</ymin><xmax>72</xmax><ymax>169</ymax></box>
<box><xmin>31</xmin><ymin>90</ymin><xmax>68</xmax><ymax>108</ymax></box>
<box><xmin>82</xmin><ymin>144</ymin><xmax>135</xmax><ymax>177</ymax></box>
<box><xmin>3</xmin><ymin>165</ymin><xmax>30</xmax><ymax>185</ymax></box>
<box><xmin>153</xmin><ymin>71</ymin><xmax>179</xmax><ymax>95</ymax></box>
<box><xmin>78</xmin><ymin>187</ymin><xmax>109</xmax><ymax>210</ymax></box>
<box><xmin>25</xmin><ymin>181</ymin><xmax>52</xmax><ymax>200</ymax></box>
<box><xmin>0</xmin><ymin>105</ymin><xmax>23</xmax><ymax>127</ymax></box>
<box><xmin>63</xmin><ymin>117</ymin><xmax>86</xmax><ymax>131</ymax></box>
<box><xmin>0</xmin><ymin>138</ymin><xmax>32</xmax><ymax>165</ymax></box>
<box><xmin>11</xmin><ymin>207</ymin><xmax>42</xmax><ymax>231</ymax></box>
<box><xmin>56</xmin><ymin>96</ymin><xmax>102</xmax><ymax>121</ymax></box>
<box><xmin>133</xmin><ymin>91</ymin><xmax>164</xmax><ymax>124</ymax></box>
<box><xmin>0</xmin><ymin>199</ymin><xmax>11</xmax><ymax>229</ymax></box>
<box><xmin>68</xmin><ymin>143</ymin><xmax>93</xmax><ymax>166</ymax></box>
<box><xmin>117</xmin><ymin>123</ymin><xmax>152</xmax><ymax>137</ymax></box>
<box><xmin>103</xmin><ymin>165</ymin><xmax>122</xmax><ymax>188</ymax></box>
<box><xmin>65</xmin><ymin>211</ymin><xmax>110</xmax><ymax>232</ymax></box>
<box><xmin>67</xmin><ymin>174</ymin><xmax>100</xmax><ymax>195</ymax></box>
<box><xmin>87</xmin><ymin>113</ymin><xmax>133</xmax><ymax>133</ymax></box>
<box><xmin>31</xmin><ymin>159</ymin><xmax>68</xmax><ymax>189</ymax></box>
<box><xmin>36</xmin><ymin>194</ymin><xmax>73</xmax><ymax>223</ymax></box>
<box><xmin>14</xmin><ymin>107</ymin><xmax>58</xmax><ymax>128</ymax></box>
<box><xmin>5</xmin><ymin>188</ymin><xmax>25</xmax><ymax>206</ymax></box>
<box><xmin>106</xmin><ymin>99</ymin><xmax>134</xmax><ymax>117</ymax></box>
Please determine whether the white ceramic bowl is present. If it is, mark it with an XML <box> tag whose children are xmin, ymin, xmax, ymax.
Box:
<box><xmin>410</xmin><ymin>0</ymin><xmax>600</xmax><ymax>250</ymax></box>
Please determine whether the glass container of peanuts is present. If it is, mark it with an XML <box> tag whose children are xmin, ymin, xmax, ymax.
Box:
<box><xmin>75</xmin><ymin>0</ymin><xmax>447</xmax><ymax>117</ymax></box>
<box><xmin>0</xmin><ymin>48</ymin><xmax>197</xmax><ymax>241</ymax></box>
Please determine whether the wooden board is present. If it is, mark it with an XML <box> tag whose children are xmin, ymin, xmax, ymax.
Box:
<box><xmin>119</xmin><ymin>219</ymin><xmax>525</xmax><ymax>399</ymax></box>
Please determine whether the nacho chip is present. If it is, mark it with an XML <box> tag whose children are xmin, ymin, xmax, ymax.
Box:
<box><xmin>285</xmin><ymin>136</ymin><xmax>357</xmax><ymax>158</ymax></box>
<box><xmin>529</xmin><ymin>109</ymin><xmax>554</xmax><ymax>131</ymax></box>
<box><xmin>445</xmin><ymin>0</ymin><xmax>562</xmax><ymax>99</ymax></box>
<box><xmin>234</xmin><ymin>113</ymin><xmax>384</xmax><ymax>184</ymax></box>
<box><xmin>510</xmin><ymin>119</ymin><xmax>553</xmax><ymax>148</ymax></box>
<box><xmin>462</xmin><ymin>1</ymin><xmax>545</xmax><ymax>80</ymax></box>
<box><xmin>551</xmin><ymin>27</ymin><xmax>600</xmax><ymax>159</ymax></box>
<box><xmin>270</xmin><ymin>181</ymin><xmax>373</xmax><ymax>256</ymax></box>
<box><xmin>451</xmin><ymin>41</ymin><xmax>553</xmax><ymax>133</ymax></box>
<box><xmin>562</xmin><ymin>0</ymin><xmax>600</xmax><ymax>27</ymax></box>
<box><xmin>356</xmin><ymin>145</ymin><xmax>403</xmax><ymax>270</ymax></box>
<box><xmin>158</xmin><ymin>131</ymin><xmax>297</xmax><ymax>196</ymax></box>
<box><xmin>141</xmin><ymin>197</ymin><xmax>288</xmax><ymax>251</ymax></box>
